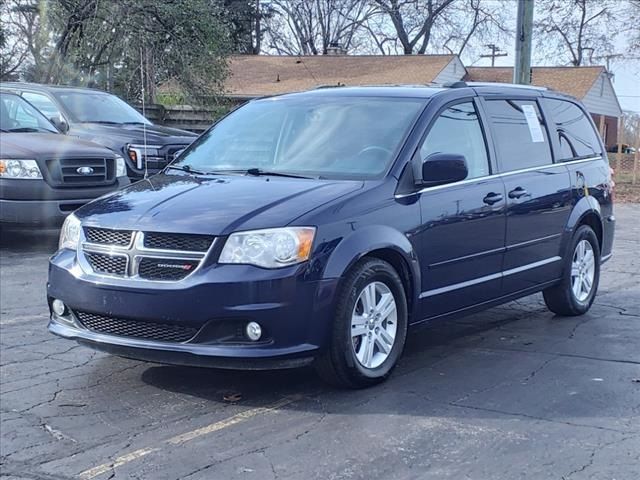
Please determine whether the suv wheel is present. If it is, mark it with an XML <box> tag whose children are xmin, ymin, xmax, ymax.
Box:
<box><xmin>315</xmin><ymin>258</ymin><xmax>408</xmax><ymax>388</ymax></box>
<box><xmin>543</xmin><ymin>225</ymin><xmax>600</xmax><ymax>316</ymax></box>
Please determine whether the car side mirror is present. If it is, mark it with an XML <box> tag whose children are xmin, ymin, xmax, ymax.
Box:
<box><xmin>421</xmin><ymin>153</ymin><xmax>468</xmax><ymax>186</ymax></box>
<box><xmin>50</xmin><ymin>116</ymin><xmax>69</xmax><ymax>134</ymax></box>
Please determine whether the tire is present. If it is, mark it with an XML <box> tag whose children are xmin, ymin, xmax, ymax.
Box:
<box><xmin>543</xmin><ymin>225</ymin><xmax>600</xmax><ymax>316</ymax></box>
<box><xmin>315</xmin><ymin>257</ymin><xmax>408</xmax><ymax>388</ymax></box>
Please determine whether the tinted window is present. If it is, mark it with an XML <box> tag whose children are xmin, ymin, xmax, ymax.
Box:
<box><xmin>545</xmin><ymin>98</ymin><xmax>602</xmax><ymax>160</ymax></box>
<box><xmin>420</xmin><ymin>102</ymin><xmax>489</xmax><ymax>179</ymax></box>
<box><xmin>174</xmin><ymin>96</ymin><xmax>424</xmax><ymax>179</ymax></box>
<box><xmin>485</xmin><ymin>99</ymin><xmax>552</xmax><ymax>172</ymax></box>
<box><xmin>22</xmin><ymin>92</ymin><xmax>62</xmax><ymax>120</ymax></box>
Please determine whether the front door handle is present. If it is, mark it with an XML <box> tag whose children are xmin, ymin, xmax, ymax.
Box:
<box><xmin>508</xmin><ymin>187</ymin><xmax>528</xmax><ymax>199</ymax></box>
<box><xmin>483</xmin><ymin>192</ymin><xmax>503</xmax><ymax>205</ymax></box>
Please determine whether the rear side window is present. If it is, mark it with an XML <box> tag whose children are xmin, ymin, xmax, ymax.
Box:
<box><xmin>545</xmin><ymin>98</ymin><xmax>602</xmax><ymax>160</ymax></box>
<box><xmin>484</xmin><ymin>99</ymin><xmax>552</xmax><ymax>172</ymax></box>
<box><xmin>419</xmin><ymin>102</ymin><xmax>489</xmax><ymax>179</ymax></box>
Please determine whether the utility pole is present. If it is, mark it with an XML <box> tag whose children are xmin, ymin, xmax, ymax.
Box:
<box><xmin>513</xmin><ymin>0</ymin><xmax>534</xmax><ymax>85</ymax></box>
<box><xmin>480</xmin><ymin>44</ymin><xmax>508</xmax><ymax>67</ymax></box>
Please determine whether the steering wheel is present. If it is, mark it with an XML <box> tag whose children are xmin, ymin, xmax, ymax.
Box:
<box><xmin>356</xmin><ymin>146</ymin><xmax>392</xmax><ymax>157</ymax></box>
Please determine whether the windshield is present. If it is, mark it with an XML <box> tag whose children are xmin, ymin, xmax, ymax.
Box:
<box><xmin>0</xmin><ymin>93</ymin><xmax>59</xmax><ymax>133</ymax></box>
<box><xmin>173</xmin><ymin>96</ymin><xmax>425</xmax><ymax>179</ymax></box>
<box><xmin>54</xmin><ymin>91</ymin><xmax>151</xmax><ymax>125</ymax></box>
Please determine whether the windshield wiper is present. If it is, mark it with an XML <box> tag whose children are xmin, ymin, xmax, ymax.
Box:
<box><xmin>7</xmin><ymin>127</ymin><xmax>51</xmax><ymax>133</ymax></box>
<box><xmin>121</xmin><ymin>121</ymin><xmax>147</xmax><ymax>125</ymax></box>
<box><xmin>166</xmin><ymin>164</ymin><xmax>211</xmax><ymax>176</ymax></box>
<box><xmin>80</xmin><ymin>120</ymin><xmax>121</xmax><ymax>125</ymax></box>
<box><xmin>244</xmin><ymin>168</ymin><xmax>315</xmax><ymax>179</ymax></box>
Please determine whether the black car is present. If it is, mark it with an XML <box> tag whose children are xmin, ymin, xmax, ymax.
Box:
<box><xmin>0</xmin><ymin>92</ymin><xmax>129</xmax><ymax>226</ymax></box>
<box><xmin>0</xmin><ymin>82</ymin><xmax>197</xmax><ymax>180</ymax></box>
<box><xmin>47</xmin><ymin>84</ymin><xmax>614</xmax><ymax>388</ymax></box>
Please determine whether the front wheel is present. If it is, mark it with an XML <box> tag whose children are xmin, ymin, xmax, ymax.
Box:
<box><xmin>543</xmin><ymin>225</ymin><xmax>600</xmax><ymax>316</ymax></box>
<box><xmin>315</xmin><ymin>258</ymin><xmax>408</xmax><ymax>388</ymax></box>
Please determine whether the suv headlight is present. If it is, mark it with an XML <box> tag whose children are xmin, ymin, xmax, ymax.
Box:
<box><xmin>0</xmin><ymin>159</ymin><xmax>42</xmax><ymax>179</ymax></box>
<box><xmin>219</xmin><ymin>227</ymin><xmax>316</xmax><ymax>268</ymax></box>
<box><xmin>115</xmin><ymin>155</ymin><xmax>127</xmax><ymax>177</ymax></box>
<box><xmin>59</xmin><ymin>213</ymin><xmax>81</xmax><ymax>251</ymax></box>
<box><xmin>127</xmin><ymin>144</ymin><xmax>162</xmax><ymax>169</ymax></box>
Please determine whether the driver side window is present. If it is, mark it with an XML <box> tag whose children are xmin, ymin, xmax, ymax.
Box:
<box><xmin>419</xmin><ymin>101</ymin><xmax>489</xmax><ymax>179</ymax></box>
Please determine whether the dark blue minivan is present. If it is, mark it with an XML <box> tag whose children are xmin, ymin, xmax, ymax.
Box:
<box><xmin>47</xmin><ymin>84</ymin><xmax>615</xmax><ymax>388</ymax></box>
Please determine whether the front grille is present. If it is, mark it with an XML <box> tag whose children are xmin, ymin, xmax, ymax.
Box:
<box><xmin>144</xmin><ymin>232</ymin><xmax>214</xmax><ymax>252</ymax></box>
<box><xmin>75</xmin><ymin>311</ymin><xmax>198</xmax><ymax>343</ymax></box>
<box><xmin>46</xmin><ymin>157</ymin><xmax>115</xmax><ymax>187</ymax></box>
<box><xmin>138</xmin><ymin>258</ymin><xmax>200</xmax><ymax>281</ymax></box>
<box><xmin>85</xmin><ymin>252</ymin><xmax>127</xmax><ymax>276</ymax></box>
<box><xmin>85</xmin><ymin>227</ymin><xmax>133</xmax><ymax>246</ymax></box>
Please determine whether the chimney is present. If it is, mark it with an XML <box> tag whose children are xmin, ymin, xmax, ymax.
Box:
<box><xmin>326</xmin><ymin>42</ymin><xmax>347</xmax><ymax>55</ymax></box>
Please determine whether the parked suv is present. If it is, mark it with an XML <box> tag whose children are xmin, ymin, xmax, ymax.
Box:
<box><xmin>0</xmin><ymin>82</ymin><xmax>197</xmax><ymax>180</ymax></box>
<box><xmin>47</xmin><ymin>84</ymin><xmax>614</xmax><ymax>388</ymax></box>
<box><xmin>1</xmin><ymin>92</ymin><xmax>129</xmax><ymax>226</ymax></box>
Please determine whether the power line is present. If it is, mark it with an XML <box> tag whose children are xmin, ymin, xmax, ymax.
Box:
<box><xmin>479</xmin><ymin>44</ymin><xmax>507</xmax><ymax>67</ymax></box>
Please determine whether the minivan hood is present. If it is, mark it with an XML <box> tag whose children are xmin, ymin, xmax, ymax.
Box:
<box><xmin>1</xmin><ymin>132</ymin><xmax>116</xmax><ymax>158</ymax></box>
<box><xmin>77</xmin><ymin>173</ymin><xmax>363</xmax><ymax>235</ymax></box>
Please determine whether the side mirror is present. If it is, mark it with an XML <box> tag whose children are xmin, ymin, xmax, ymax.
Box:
<box><xmin>421</xmin><ymin>153</ymin><xmax>468</xmax><ymax>186</ymax></box>
<box><xmin>50</xmin><ymin>116</ymin><xmax>69</xmax><ymax>134</ymax></box>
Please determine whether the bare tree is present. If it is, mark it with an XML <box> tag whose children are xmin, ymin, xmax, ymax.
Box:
<box><xmin>627</xmin><ymin>0</ymin><xmax>640</xmax><ymax>55</ymax></box>
<box><xmin>262</xmin><ymin>0</ymin><xmax>377</xmax><ymax>55</ymax></box>
<box><xmin>535</xmin><ymin>0</ymin><xmax>621</xmax><ymax>66</ymax></box>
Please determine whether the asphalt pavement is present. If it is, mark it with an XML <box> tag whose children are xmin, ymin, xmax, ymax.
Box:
<box><xmin>1</xmin><ymin>205</ymin><xmax>639</xmax><ymax>480</ymax></box>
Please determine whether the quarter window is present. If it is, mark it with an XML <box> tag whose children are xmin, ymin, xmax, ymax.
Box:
<box><xmin>484</xmin><ymin>99</ymin><xmax>552</xmax><ymax>172</ymax></box>
<box><xmin>419</xmin><ymin>102</ymin><xmax>489</xmax><ymax>179</ymax></box>
<box><xmin>545</xmin><ymin>98</ymin><xmax>602</xmax><ymax>160</ymax></box>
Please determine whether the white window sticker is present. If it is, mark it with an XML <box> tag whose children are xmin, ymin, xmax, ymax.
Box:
<box><xmin>521</xmin><ymin>104</ymin><xmax>545</xmax><ymax>143</ymax></box>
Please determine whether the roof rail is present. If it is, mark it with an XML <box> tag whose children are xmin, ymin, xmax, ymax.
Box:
<box><xmin>443</xmin><ymin>81</ymin><xmax>468</xmax><ymax>88</ymax></box>
<box><xmin>466</xmin><ymin>82</ymin><xmax>548</xmax><ymax>91</ymax></box>
<box><xmin>314</xmin><ymin>83</ymin><xmax>346</xmax><ymax>89</ymax></box>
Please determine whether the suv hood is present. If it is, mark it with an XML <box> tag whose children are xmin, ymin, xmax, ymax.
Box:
<box><xmin>77</xmin><ymin>173</ymin><xmax>363</xmax><ymax>235</ymax></box>
<box><xmin>70</xmin><ymin>123</ymin><xmax>197</xmax><ymax>149</ymax></box>
<box><xmin>1</xmin><ymin>133</ymin><xmax>117</xmax><ymax>158</ymax></box>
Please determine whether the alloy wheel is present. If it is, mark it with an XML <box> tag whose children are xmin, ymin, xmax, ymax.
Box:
<box><xmin>351</xmin><ymin>281</ymin><xmax>398</xmax><ymax>369</ymax></box>
<box><xmin>571</xmin><ymin>239</ymin><xmax>595</xmax><ymax>302</ymax></box>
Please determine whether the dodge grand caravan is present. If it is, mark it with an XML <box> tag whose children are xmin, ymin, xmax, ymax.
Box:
<box><xmin>47</xmin><ymin>84</ymin><xmax>615</xmax><ymax>388</ymax></box>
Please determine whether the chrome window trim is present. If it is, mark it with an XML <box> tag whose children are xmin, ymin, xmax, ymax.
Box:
<box><xmin>419</xmin><ymin>256</ymin><xmax>561</xmax><ymax>299</ymax></box>
<box><xmin>396</xmin><ymin>156</ymin><xmax>602</xmax><ymax>199</ymax></box>
<box><xmin>77</xmin><ymin>230</ymin><xmax>215</xmax><ymax>284</ymax></box>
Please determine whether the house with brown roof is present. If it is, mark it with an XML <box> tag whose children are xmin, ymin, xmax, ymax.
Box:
<box><xmin>465</xmin><ymin>66</ymin><xmax>622</xmax><ymax>148</ymax></box>
<box><xmin>224</xmin><ymin>55</ymin><xmax>622</xmax><ymax>148</ymax></box>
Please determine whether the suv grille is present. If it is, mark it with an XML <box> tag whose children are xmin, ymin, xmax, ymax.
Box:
<box><xmin>46</xmin><ymin>157</ymin><xmax>116</xmax><ymax>187</ymax></box>
<box><xmin>84</xmin><ymin>227</ymin><xmax>133</xmax><ymax>247</ymax></box>
<box><xmin>143</xmin><ymin>232</ymin><xmax>213</xmax><ymax>252</ymax></box>
<box><xmin>75</xmin><ymin>311</ymin><xmax>198</xmax><ymax>343</ymax></box>
<box><xmin>85</xmin><ymin>252</ymin><xmax>127</xmax><ymax>276</ymax></box>
<box><xmin>80</xmin><ymin>230</ymin><xmax>214</xmax><ymax>282</ymax></box>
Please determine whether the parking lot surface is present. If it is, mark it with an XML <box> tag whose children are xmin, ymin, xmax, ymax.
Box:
<box><xmin>1</xmin><ymin>205</ymin><xmax>639</xmax><ymax>480</ymax></box>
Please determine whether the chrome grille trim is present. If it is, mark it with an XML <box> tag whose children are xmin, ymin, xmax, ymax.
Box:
<box><xmin>78</xmin><ymin>230</ymin><xmax>215</xmax><ymax>283</ymax></box>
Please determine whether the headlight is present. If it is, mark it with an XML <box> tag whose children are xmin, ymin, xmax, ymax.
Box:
<box><xmin>219</xmin><ymin>227</ymin><xmax>316</xmax><ymax>268</ymax></box>
<box><xmin>59</xmin><ymin>213</ymin><xmax>81</xmax><ymax>251</ymax></box>
<box><xmin>0</xmin><ymin>159</ymin><xmax>42</xmax><ymax>179</ymax></box>
<box><xmin>115</xmin><ymin>155</ymin><xmax>127</xmax><ymax>177</ymax></box>
<box><xmin>127</xmin><ymin>144</ymin><xmax>162</xmax><ymax>169</ymax></box>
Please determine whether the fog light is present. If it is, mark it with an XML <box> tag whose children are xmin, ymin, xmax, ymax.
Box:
<box><xmin>52</xmin><ymin>299</ymin><xmax>67</xmax><ymax>316</ymax></box>
<box><xmin>246</xmin><ymin>322</ymin><xmax>262</xmax><ymax>341</ymax></box>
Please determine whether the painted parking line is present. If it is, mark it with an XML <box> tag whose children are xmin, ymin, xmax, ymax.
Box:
<box><xmin>79</xmin><ymin>395</ymin><xmax>303</xmax><ymax>479</ymax></box>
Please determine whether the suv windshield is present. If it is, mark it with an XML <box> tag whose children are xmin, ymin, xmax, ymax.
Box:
<box><xmin>0</xmin><ymin>93</ymin><xmax>58</xmax><ymax>133</ymax></box>
<box><xmin>54</xmin><ymin>91</ymin><xmax>151</xmax><ymax>125</ymax></box>
<box><xmin>173</xmin><ymin>96</ymin><xmax>425</xmax><ymax>179</ymax></box>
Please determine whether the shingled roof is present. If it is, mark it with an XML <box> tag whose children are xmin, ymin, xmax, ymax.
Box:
<box><xmin>465</xmin><ymin>66</ymin><xmax>605</xmax><ymax>100</ymax></box>
<box><xmin>226</xmin><ymin>54</ymin><xmax>458</xmax><ymax>96</ymax></box>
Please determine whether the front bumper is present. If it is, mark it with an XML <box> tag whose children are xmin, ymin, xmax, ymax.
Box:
<box><xmin>47</xmin><ymin>249</ymin><xmax>338</xmax><ymax>369</ymax></box>
<box><xmin>1</xmin><ymin>198</ymin><xmax>93</xmax><ymax>225</ymax></box>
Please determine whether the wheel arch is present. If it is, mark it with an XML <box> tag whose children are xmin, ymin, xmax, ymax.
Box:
<box><xmin>565</xmin><ymin>196</ymin><xmax>604</xmax><ymax>252</ymax></box>
<box><xmin>321</xmin><ymin>226</ymin><xmax>421</xmax><ymax>319</ymax></box>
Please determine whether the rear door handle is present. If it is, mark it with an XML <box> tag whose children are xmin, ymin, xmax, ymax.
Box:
<box><xmin>508</xmin><ymin>187</ymin><xmax>528</xmax><ymax>199</ymax></box>
<box><xmin>483</xmin><ymin>192</ymin><xmax>503</xmax><ymax>205</ymax></box>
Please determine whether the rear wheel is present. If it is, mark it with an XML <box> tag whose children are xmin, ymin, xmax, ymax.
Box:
<box><xmin>543</xmin><ymin>225</ymin><xmax>600</xmax><ymax>316</ymax></box>
<box><xmin>315</xmin><ymin>258</ymin><xmax>408</xmax><ymax>388</ymax></box>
